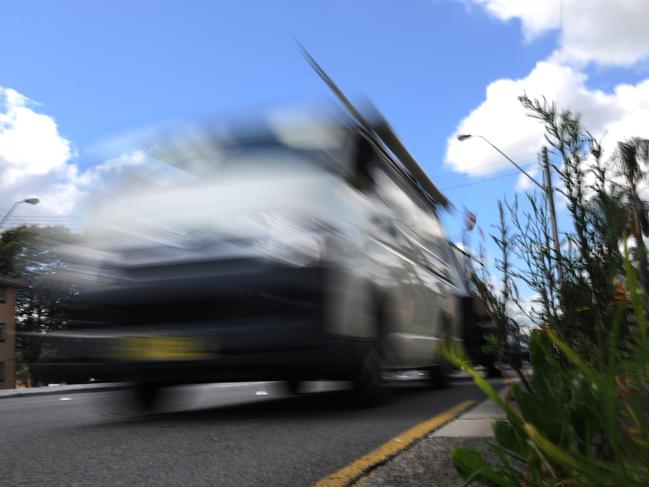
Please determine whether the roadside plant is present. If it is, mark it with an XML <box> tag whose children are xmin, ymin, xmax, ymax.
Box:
<box><xmin>615</xmin><ymin>138</ymin><xmax>649</xmax><ymax>290</ymax></box>
<box><xmin>449</xmin><ymin>96</ymin><xmax>649</xmax><ymax>485</ymax></box>
<box><xmin>471</xmin><ymin>201</ymin><xmax>521</xmax><ymax>367</ymax></box>
<box><xmin>446</xmin><ymin>255</ymin><xmax>649</xmax><ymax>486</ymax></box>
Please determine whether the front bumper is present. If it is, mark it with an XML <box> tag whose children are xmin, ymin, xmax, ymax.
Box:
<box><xmin>36</xmin><ymin>263</ymin><xmax>368</xmax><ymax>383</ymax></box>
<box><xmin>34</xmin><ymin>335</ymin><xmax>367</xmax><ymax>384</ymax></box>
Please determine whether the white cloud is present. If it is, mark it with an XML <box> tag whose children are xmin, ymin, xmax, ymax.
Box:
<box><xmin>514</xmin><ymin>166</ymin><xmax>538</xmax><ymax>192</ymax></box>
<box><xmin>0</xmin><ymin>87</ymin><xmax>146</xmax><ymax>227</ymax></box>
<box><xmin>471</xmin><ymin>0</ymin><xmax>559</xmax><ymax>41</ymax></box>
<box><xmin>0</xmin><ymin>88</ymin><xmax>72</xmax><ymax>188</ymax></box>
<box><xmin>445</xmin><ymin>59</ymin><xmax>649</xmax><ymax>176</ymax></box>
<box><xmin>511</xmin><ymin>292</ymin><xmax>540</xmax><ymax>329</ymax></box>
<box><xmin>36</xmin><ymin>151</ymin><xmax>147</xmax><ymax>216</ymax></box>
<box><xmin>471</xmin><ymin>0</ymin><xmax>649</xmax><ymax>67</ymax></box>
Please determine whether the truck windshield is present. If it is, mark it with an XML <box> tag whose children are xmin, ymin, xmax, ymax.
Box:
<box><xmin>153</xmin><ymin>123</ymin><xmax>349</xmax><ymax>177</ymax></box>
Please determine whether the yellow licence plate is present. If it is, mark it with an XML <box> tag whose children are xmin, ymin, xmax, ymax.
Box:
<box><xmin>112</xmin><ymin>336</ymin><xmax>215</xmax><ymax>361</ymax></box>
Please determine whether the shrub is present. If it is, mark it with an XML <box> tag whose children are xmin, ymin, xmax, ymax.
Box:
<box><xmin>448</xmin><ymin>262</ymin><xmax>648</xmax><ymax>485</ymax></box>
<box><xmin>450</xmin><ymin>97</ymin><xmax>649</xmax><ymax>485</ymax></box>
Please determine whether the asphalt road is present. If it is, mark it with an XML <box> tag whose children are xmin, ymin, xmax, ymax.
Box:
<box><xmin>0</xmin><ymin>376</ymin><xmax>495</xmax><ymax>486</ymax></box>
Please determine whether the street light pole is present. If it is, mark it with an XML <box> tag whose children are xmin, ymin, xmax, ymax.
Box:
<box><xmin>0</xmin><ymin>198</ymin><xmax>40</xmax><ymax>229</ymax></box>
<box><xmin>457</xmin><ymin>134</ymin><xmax>563</xmax><ymax>280</ymax></box>
<box><xmin>457</xmin><ymin>134</ymin><xmax>544</xmax><ymax>192</ymax></box>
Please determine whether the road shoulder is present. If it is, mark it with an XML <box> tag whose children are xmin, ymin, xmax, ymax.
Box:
<box><xmin>354</xmin><ymin>387</ymin><xmax>509</xmax><ymax>486</ymax></box>
<box><xmin>0</xmin><ymin>382</ymin><xmax>128</xmax><ymax>399</ymax></box>
<box><xmin>314</xmin><ymin>399</ymin><xmax>478</xmax><ymax>487</ymax></box>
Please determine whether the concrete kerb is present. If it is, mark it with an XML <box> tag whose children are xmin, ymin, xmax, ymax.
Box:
<box><xmin>431</xmin><ymin>391</ymin><xmax>508</xmax><ymax>437</ymax></box>
<box><xmin>0</xmin><ymin>382</ymin><xmax>130</xmax><ymax>399</ymax></box>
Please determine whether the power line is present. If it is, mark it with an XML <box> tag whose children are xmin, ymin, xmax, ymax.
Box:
<box><xmin>428</xmin><ymin>161</ymin><xmax>538</xmax><ymax>188</ymax></box>
<box><xmin>2</xmin><ymin>218</ymin><xmax>85</xmax><ymax>222</ymax></box>
<box><xmin>0</xmin><ymin>211</ymin><xmax>88</xmax><ymax>221</ymax></box>
<box><xmin>440</xmin><ymin>169</ymin><xmax>527</xmax><ymax>191</ymax></box>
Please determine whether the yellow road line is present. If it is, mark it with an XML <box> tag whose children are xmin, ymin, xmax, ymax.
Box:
<box><xmin>313</xmin><ymin>399</ymin><xmax>477</xmax><ymax>487</ymax></box>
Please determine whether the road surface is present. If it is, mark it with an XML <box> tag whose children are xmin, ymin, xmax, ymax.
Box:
<box><xmin>0</xmin><ymin>376</ymin><xmax>496</xmax><ymax>486</ymax></box>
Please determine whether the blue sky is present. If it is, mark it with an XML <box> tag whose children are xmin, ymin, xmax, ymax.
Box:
<box><xmin>2</xmin><ymin>1</ymin><xmax>649</xmax><ymax>290</ymax></box>
<box><xmin>1</xmin><ymin>1</ymin><xmax>552</xmax><ymax>155</ymax></box>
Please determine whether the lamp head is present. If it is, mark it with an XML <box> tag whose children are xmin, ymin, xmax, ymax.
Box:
<box><xmin>457</xmin><ymin>134</ymin><xmax>472</xmax><ymax>141</ymax></box>
<box><xmin>23</xmin><ymin>198</ymin><xmax>40</xmax><ymax>205</ymax></box>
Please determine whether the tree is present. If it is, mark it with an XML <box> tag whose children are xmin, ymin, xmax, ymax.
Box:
<box><xmin>450</xmin><ymin>97</ymin><xmax>649</xmax><ymax>487</ymax></box>
<box><xmin>0</xmin><ymin>225</ymin><xmax>79</xmax><ymax>383</ymax></box>
<box><xmin>615</xmin><ymin>137</ymin><xmax>649</xmax><ymax>291</ymax></box>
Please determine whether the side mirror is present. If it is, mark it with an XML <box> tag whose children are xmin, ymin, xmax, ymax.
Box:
<box><xmin>350</xmin><ymin>135</ymin><xmax>375</xmax><ymax>191</ymax></box>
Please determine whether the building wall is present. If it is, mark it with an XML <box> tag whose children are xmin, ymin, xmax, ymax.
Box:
<box><xmin>0</xmin><ymin>287</ymin><xmax>17</xmax><ymax>389</ymax></box>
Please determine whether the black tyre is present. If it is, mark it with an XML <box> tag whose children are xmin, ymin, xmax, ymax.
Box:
<box><xmin>486</xmin><ymin>362</ymin><xmax>503</xmax><ymax>378</ymax></box>
<box><xmin>484</xmin><ymin>354</ymin><xmax>502</xmax><ymax>378</ymax></box>
<box><xmin>428</xmin><ymin>362</ymin><xmax>449</xmax><ymax>389</ymax></box>
<box><xmin>353</xmin><ymin>345</ymin><xmax>386</xmax><ymax>406</ymax></box>
<box><xmin>285</xmin><ymin>378</ymin><xmax>301</xmax><ymax>395</ymax></box>
<box><xmin>134</xmin><ymin>382</ymin><xmax>162</xmax><ymax>411</ymax></box>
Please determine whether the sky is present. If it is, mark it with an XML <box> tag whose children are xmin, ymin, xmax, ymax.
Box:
<box><xmin>2</xmin><ymin>0</ymin><xmax>649</xmax><ymax>287</ymax></box>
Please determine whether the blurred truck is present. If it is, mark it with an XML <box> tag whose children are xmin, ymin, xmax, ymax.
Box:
<box><xmin>40</xmin><ymin>54</ymin><xmax>498</xmax><ymax>405</ymax></box>
<box><xmin>40</xmin><ymin>107</ymin><xmax>496</xmax><ymax>407</ymax></box>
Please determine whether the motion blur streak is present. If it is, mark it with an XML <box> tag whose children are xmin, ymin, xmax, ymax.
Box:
<box><xmin>35</xmin><ymin>103</ymin><xmax>490</xmax><ymax>409</ymax></box>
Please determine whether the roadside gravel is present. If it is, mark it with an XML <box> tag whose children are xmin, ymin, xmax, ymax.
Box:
<box><xmin>357</xmin><ymin>436</ymin><xmax>496</xmax><ymax>487</ymax></box>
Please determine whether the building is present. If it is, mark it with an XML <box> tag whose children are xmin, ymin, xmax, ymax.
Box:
<box><xmin>0</xmin><ymin>276</ymin><xmax>25</xmax><ymax>389</ymax></box>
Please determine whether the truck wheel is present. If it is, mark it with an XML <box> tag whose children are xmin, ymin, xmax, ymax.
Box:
<box><xmin>353</xmin><ymin>345</ymin><xmax>385</xmax><ymax>406</ymax></box>
<box><xmin>134</xmin><ymin>382</ymin><xmax>162</xmax><ymax>411</ymax></box>
<box><xmin>285</xmin><ymin>379</ymin><xmax>301</xmax><ymax>394</ymax></box>
<box><xmin>428</xmin><ymin>362</ymin><xmax>449</xmax><ymax>389</ymax></box>
<box><xmin>485</xmin><ymin>362</ymin><xmax>502</xmax><ymax>378</ymax></box>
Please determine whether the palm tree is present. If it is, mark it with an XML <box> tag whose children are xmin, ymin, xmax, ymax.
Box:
<box><xmin>615</xmin><ymin>138</ymin><xmax>649</xmax><ymax>290</ymax></box>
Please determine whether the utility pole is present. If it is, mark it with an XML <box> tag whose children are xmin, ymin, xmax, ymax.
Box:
<box><xmin>541</xmin><ymin>147</ymin><xmax>563</xmax><ymax>282</ymax></box>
